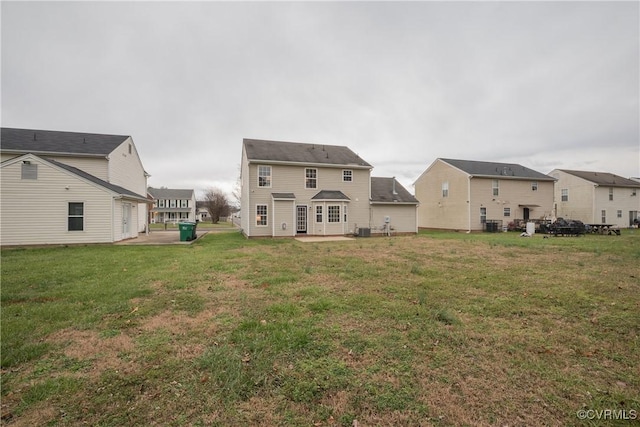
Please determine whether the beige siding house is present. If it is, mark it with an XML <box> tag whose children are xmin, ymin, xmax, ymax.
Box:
<box><xmin>1</xmin><ymin>128</ymin><xmax>149</xmax><ymax>245</ymax></box>
<box><xmin>549</xmin><ymin>169</ymin><xmax>640</xmax><ymax>228</ymax></box>
<box><xmin>240</xmin><ymin>139</ymin><xmax>418</xmax><ymax>237</ymax></box>
<box><xmin>415</xmin><ymin>158</ymin><xmax>555</xmax><ymax>231</ymax></box>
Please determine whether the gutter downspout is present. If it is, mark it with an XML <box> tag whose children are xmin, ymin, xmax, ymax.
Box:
<box><xmin>467</xmin><ymin>177</ymin><xmax>472</xmax><ymax>233</ymax></box>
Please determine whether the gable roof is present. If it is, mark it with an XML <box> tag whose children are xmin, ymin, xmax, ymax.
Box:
<box><xmin>0</xmin><ymin>154</ymin><xmax>147</xmax><ymax>201</ymax></box>
<box><xmin>243</xmin><ymin>139</ymin><xmax>372</xmax><ymax>168</ymax></box>
<box><xmin>371</xmin><ymin>177</ymin><xmax>418</xmax><ymax>204</ymax></box>
<box><xmin>1</xmin><ymin>128</ymin><xmax>130</xmax><ymax>157</ymax></box>
<box><xmin>148</xmin><ymin>187</ymin><xmax>195</xmax><ymax>199</ymax></box>
<box><xmin>440</xmin><ymin>158</ymin><xmax>554</xmax><ymax>181</ymax></box>
<box><xmin>555</xmin><ymin>169</ymin><xmax>640</xmax><ymax>188</ymax></box>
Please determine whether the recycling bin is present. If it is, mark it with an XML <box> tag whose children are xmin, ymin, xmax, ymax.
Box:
<box><xmin>178</xmin><ymin>222</ymin><xmax>197</xmax><ymax>241</ymax></box>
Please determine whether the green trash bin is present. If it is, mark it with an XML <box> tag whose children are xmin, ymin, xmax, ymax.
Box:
<box><xmin>178</xmin><ymin>222</ymin><xmax>197</xmax><ymax>241</ymax></box>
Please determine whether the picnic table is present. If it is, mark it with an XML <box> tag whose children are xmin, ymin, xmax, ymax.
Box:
<box><xmin>586</xmin><ymin>224</ymin><xmax>621</xmax><ymax>235</ymax></box>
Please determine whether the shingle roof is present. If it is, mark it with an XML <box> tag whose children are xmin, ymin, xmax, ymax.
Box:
<box><xmin>46</xmin><ymin>158</ymin><xmax>147</xmax><ymax>200</ymax></box>
<box><xmin>556</xmin><ymin>170</ymin><xmax>640</xmax><ymax>188</ymax></box>
<box><xmin>371</xmin><ymin>177</ymin><xmax>418</xmax><ymax>204</ymax></box>
<box><xmin>243</xmin><ymin>139</ymin><xmax>372</xmax><ymax>168</ymax></box>
<box><xmin>441</xmin><ymin>158</ymin><xmax>554</xmax><ymax>181</ymax></box>
<box><xmin>148</xmin><ymin>187</ymin><xmax>195</xmax><ymax>199</ymax></box>
<box><xmin>271</xmin><ymin>193</ymin><xmax>296</xmax><ymax>199</ymax></box>
<box><xmin>1</xmin><ymin>128</ymin><xmax>130</xmax><ymax>156</ymax></box>
<box><xmin>311</xmin><ymin>190</ymin><xmax>351</xmax><ymax>200</ymax></box>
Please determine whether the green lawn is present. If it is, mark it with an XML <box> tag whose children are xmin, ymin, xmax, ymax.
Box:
<box><xmin>2</xmin><ymin>230</ymin><xmax>639</xmax><ymax>426</ymax></box>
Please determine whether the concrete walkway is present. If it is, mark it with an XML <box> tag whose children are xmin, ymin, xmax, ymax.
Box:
<box><xmin>115</xmin><ymin>230</ymin><xmax>209</xmax><ymax>245</ymax></box>
<box><xmin>295</xmin><ymin>236</ymin><xmax>355</xmax><ymax>243</ymax></box>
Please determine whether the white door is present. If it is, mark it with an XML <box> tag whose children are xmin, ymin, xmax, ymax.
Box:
<box><xmin>123</xmin><ymin>203</ymin><xmax>131</xmax><ymax>238</ymax></box>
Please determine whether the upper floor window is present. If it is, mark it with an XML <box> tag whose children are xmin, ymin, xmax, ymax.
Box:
<box><xmin>305</xmin><ymin>168</ymin><xmax>317</xmax><ymax>189</ymax></box>
<box><xmin>531</xmin><ymin>182</ymin><xmax>538</xmax><ymax>191</ymax></box>
<box><xmin>158</xmin><ymin>200</ymin><xmax>165</xmax><ymax>208</ymax></box>
<box><xmin>609</xmin><ymin>188</ymin><xmax>614</xmax><ymax>201</ymax></box>
<box><xmin>632</xmin><ymin>189</ymin><xmax>637</xmax><ymax>197</ymax></box>
<box><xmin>258</xmin><ymin>165</ymin><xmax>271</xmax><ymax>187</ymax></box>
<box><xmin>68</xmin><ymin>202</ymin><xmax>84</xmax><ymax>231</ymax></box>
<box><xmin>181</xmin><ymin>200</ymin><xmax>188</xmax><ymax>208</ymax></box>
<box><xmin>170</xmin><ymin>199</ymin><xmax>176</xmax><ymax>208</ymax></box>
<box><xmin>343</xmin><ymin>170</ymin><xmax>353</xmax><ymax>182</ymax></box>
<box><xmin>492</xmin><ymin>180</ymin><xmax>499</xmax><ymax>197</ymax></box>
<box><xmin>442</xmin><ymin>181</ymin><xmax>449</xmax><ymax>198</ymax></box>
<box><xmin>21</xmin><ymin>161</ymin><xmax>37</xmax><ymax>179</ymax></box>
<box><xmin>561</xmin><ymin>189</ymin><xmax>568</xmax><ymax>202</ymax></box>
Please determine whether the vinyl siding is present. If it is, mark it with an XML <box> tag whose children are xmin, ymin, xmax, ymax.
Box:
<box><xmin>415</xmin><ymin>160</ymin><xmax>470</xmax><ymax>230</ymax></box>
<box><xmin>551</xmin><ymin>169</ymin><xmax>640</xmax><ymax>227</ymax></box>
<box><xmin>242</xmin><ymin>156</ymin><xmax>371</xmax><ymax>237</ymax></box>
<box><xmin>370</xmin><ymin>204</ymin><xmax>417</xmax><ymax>234</ymax></box>
<box><xmin>469</xmin><ymin>178</ymin><xmax>554</xmax><ymax>230</ymax></box>
<box><xmin>272</xmin><ymin>200</ymin><xmax>296</xmax><ymax>237</ymax></box>
<box><xmin>1</xmin><ymin>157</ymin><xmax>115</xmax><ymax>245</ymax></box>
<box><xmin>107</xmin><ymin>138</ymin><xmax>148</xmax><ymax>232</ymax></box>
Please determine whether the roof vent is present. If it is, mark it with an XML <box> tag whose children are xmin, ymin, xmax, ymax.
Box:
<box><xmin>33</xmin><ymin>133</ymin><xmax>37</xmax><ymax>141</ymax></box>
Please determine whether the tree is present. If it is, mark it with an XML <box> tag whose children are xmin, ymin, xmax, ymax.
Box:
<box><xmin>203</xmin><ymin>187</ymin><xmax>230</xmax><ymax>224</ymax></box>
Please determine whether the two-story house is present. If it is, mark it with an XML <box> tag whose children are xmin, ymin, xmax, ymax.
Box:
<box><xmin>414</xmin><ymin>158</ymin><xmax>555</xmax><ymax>232</ymax></box>
<box><xmin>0</xmin><ymin>128</ymin><xmax>149</xmax><ymax>245</ymax></box>
<box><xmin>548</xmin><ymin>169</ymin><xmax>640</xmax><ymax>228</ymax></box>
<box><xmin>147</xmin><ymin>187</ymin><xmax>197</xmax><ymax>223</ymax></box>
<box><xmin>240</xmin><ymin>139</ymin><xmax>418</xmax><ymax>237</ymax></box>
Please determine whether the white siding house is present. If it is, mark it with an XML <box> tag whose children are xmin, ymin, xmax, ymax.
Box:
<box><xmin>148</xmin><ymin>187</ymin><xmax>197</xmax><ymax>223</ymax></box>
<box><xmin>0</xmin><ymin>128</ymin><xmax>150</xmax><ymax>245</ymax></box>
<box><xmin>549</xmin><ymin>169</ymin><xmax>640</xmax><ymax>228</ymax></box>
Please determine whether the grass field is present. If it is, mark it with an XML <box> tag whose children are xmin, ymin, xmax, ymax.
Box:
<box><xmin>1</xmin><ymin>230</ymin><xmax>639</xmax><ymax>426</ymax></box>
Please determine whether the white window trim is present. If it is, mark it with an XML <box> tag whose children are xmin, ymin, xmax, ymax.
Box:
<box><xmin>305</xmin><ymin>168</ymin><xmax>317</xmax><ymax>189</ymax></box>
<box><xmin>327</xmin><ymin>205</ymin><xmax>341</xmax><ymax>223</ymax></box>
<box><xmin>258</xmin><ymin>165</ymin><xmax>272</xmax><ymax>188</ymax></box>
<box><xmin>256</xmin><ymin>204</ymin><xmax>268</xmax><ymax>227</ymax></box>
<box><xmin>342</xmin><ymin>170</ymin><xmax>353</xmax><ymax>182</ymax></box>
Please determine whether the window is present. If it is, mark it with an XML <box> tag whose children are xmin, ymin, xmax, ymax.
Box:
<box><xmin>170</xmin><ymin>199</ymin><xmax>176</xmax><ymax>208</ymax></box>
<box><xmin>617</xmin><ymin>210</ymin><xmax>622</xmax><ymax>218</ymax></box>
<box><xmin>305</xmin><ymin>168</ymin><xmax>317</xmax><ymax>189</ymax></box>
<box><xmin>21</xmin><ymin>162</ymin><xmax>37</xmax><ymax>179</ymax></box>
<box><xmin>561</xmin><ymin>189</ymin><xmax>568</xmax><ymax>202</ymax></box>
<box><xmin>181</xmin><ymin>200</ymin><xmax>188</xmax><ymax>208</ymax></box>
<box><xmin>316</xmin><ymin>206</ymin><xmax>323</xmax><ymax>223</ymax></box>
<box><xmin>68</xmin><ymin>202</ymin><xmax>84</xmax><ymax>231</ymax></box>
<box><xmin>158</xmin><ymin>200</ymin><xmax>165</xmax><ymax>208</ymax></box>
<box><xmin>128</xmin><ymin>144</ymin><xmax>132</xmax><ymax>154</ymax></box>
<box><xmin>601</xmin><ymin>210</ymin><xmax>606</xmax><ymax>224</ymax></box>
<box><xmin>504</xmin><ymin>208</ymin><xmax>511</xmax><ymax>217</ymax></box>
<box><xmin>328</xmin><ymin>205</ymin><xmax>340</xmax><ymax>223</ymax></box>
<box><xmin>256</xmin><ymin>205</ymin><xmax>267</xmax><ymax>226</ymax></box>
<box><xmin>343</xmin><ymin>170</ymin><xmax>353</xmax><ymax>182</ymax></box>
<box><xmin>258</xmin><ymin>165</ymin><xmax>271</xmax><ymax>187</ymax></box>
<box><xmin>531</xmin><ymin>182</ymin><xmax>538</xmax><ymax>191</ymax></box>
<box><xmin>344</xmin><ymin>205</ymin><xmax>348</xmax><ymax>222</ymax></box>
<box><xmin>480</xmin><ymin>207</ymin><xmax>487</xmax><ymax>224</ymax></box>
<box><xmin>492</xmin><ymin>180</ymin><xmax>499</xmax><ymax>196</ymax></box>
<box><xmin>609</xmin><ymin>188</ymin><xmax>614</xmax><ymax>201</ymax></box>
<box><xmin>442</xmin><ymin>181</ymin><xmax>449</xmax><ymax>198</ymax></box>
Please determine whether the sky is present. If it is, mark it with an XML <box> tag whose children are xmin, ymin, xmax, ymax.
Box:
<box><xmin>2</xmin><ymin>1</ymin><xmax>639</xmax><ymax>201</ymax></box>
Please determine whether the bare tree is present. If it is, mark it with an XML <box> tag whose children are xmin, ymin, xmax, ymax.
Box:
<box><xmin>203</xmin><ymin>187</ymin><xmax>230</xmax><ymax>224</ymax></box>
<box><xmin>231</xmin><ymin>164</ymin><xmax>241</xmax><ymax>209</ymax></box>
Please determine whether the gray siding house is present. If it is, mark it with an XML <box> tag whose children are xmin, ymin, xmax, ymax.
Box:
<box><xmin>240</xmin><ymin>139</ymin><xmax>418</xmax><ymax>237</ymax></box>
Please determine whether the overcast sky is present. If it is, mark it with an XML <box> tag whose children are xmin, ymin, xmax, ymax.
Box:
<box><xmin>2</xmin><ymin>1</ymin><xmax>639</xmax><ymax>199</ymax></box>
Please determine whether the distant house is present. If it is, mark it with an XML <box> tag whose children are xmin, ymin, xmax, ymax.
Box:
<box><xmin>414</xmin><ymin>158</ymin><xmax>555</xmax><ymax>231</ymax></box>
<box><xmin>240</xmin><ymin>138</ymin><xmax>418</xmax><ymax>237</ymax></box>
<box><xmin>0</xmin><ymin>128</ymin><xmax>149</xmax><ymax>245</ymax></box>
<box><xmin>549</xmin><ymin>169</ymin><xmax>640</xmax><ymax>227</ymax></box>
<box><xmin>147</xmin><ymin>187</ymin><xmax>196</xmax><ymax>223</ymax></box>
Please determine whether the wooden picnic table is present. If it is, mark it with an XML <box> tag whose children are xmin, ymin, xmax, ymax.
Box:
<box><xmin>586</xmin><ymin>224</ymin><xmax>620</xmax><ymax>235</ymax></box>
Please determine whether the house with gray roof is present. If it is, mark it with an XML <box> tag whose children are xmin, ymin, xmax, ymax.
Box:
<box><xmin>240</xmin><ymin>138</ymin><xmax>418</xmax><ymax>237</ymax></box>
<box><xmin>1</xmin><ymin>128</ymin><xmax>149</xmax><ymax>245</ymax></box>
<box><xmin>414</xmin><ymin>158</ymin><xmax>555</xmax><ymax>232</ymax></box>
<box><xmin>148</xmin><ymin>187</ymin><xmax>196</xmax><ymax>223</ymax></box>
<box><xmin>548</xmin><ymin>169</ymin><xmax>640</xmax><ymax>228</ymax></box>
